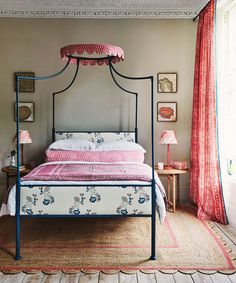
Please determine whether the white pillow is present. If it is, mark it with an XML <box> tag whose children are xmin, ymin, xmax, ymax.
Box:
<box><xmin>49</xmin><ymin>139</ymin><xmax>96</xmax><ymax>151</ymax></box>
<box><xmin>96</xmin><ymin>141</ymin><xmax>146</xmax><ymax>153</ymax></box>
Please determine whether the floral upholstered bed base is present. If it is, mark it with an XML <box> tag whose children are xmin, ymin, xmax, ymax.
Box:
<box><xmin>20</xmin><ymin>185</ymin><xmax>151</xmax><ymax>216</ymax></box>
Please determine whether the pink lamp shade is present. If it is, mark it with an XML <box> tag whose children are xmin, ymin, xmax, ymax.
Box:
<box><xmin>14</xmin><ymin>130</ymin><xmax>32</xmax><ymax>166</ymax></box>
<box><xmin>159</xmin><ymin>130</ymin><xmax>178</xmax><ymax>169</ymax></box>
<box><xmin>159</xmin><ymin>130</ymin><xmax>178</xmax><ymax>145</ymax></box>
<box><xmin>60</xmin><ymin>43</ymin><xmax>124</xmax><ymax>66</ymax></box>
<box><xmin>18</xmin><ymin>130</ymin><xmax>32</xmax><ymax>144</ymax></box>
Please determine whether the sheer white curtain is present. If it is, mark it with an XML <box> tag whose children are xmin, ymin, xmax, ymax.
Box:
<box><xmin>217</xmin><ymin>0</ymin><xmax>236</xmax><ymax>175</ymax></box>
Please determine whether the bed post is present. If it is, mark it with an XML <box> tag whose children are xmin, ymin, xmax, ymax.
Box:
<box><xmin>52</xmin><ymin>93</ymin><xmax>55</xmax><ymax>142</ymax></box>
<box><xmin>14</xmin><ymin>59</ymin><xmax>71</xmax><ymax>260</ymax></box>
<box><xmin>108</xmin><ymin>60</ymin><xmax>157</xmax><ymax>260</ymax></box>
<box><xmin>135</xmin><ymin>93</ymin><xmax>138</xmax><ymax>143</ymax></box>
<box><xmin>15</xmin><ymin>76</ymin><xmax>21</xmax><ymax>260</ymax></box>
<box><xmin>150</xmin><ymin>75</ymin><xmax>156</xmax><ymax>260</ymax></box>
<box><xmin>150</xmin><ymin>179</ymin><xmax>156</xmax><ymax>260</ymax></box>
<box><xmin>52</xmin><ymin>57</ymin><xmax>80</xmax><ymax>143</ymax></box>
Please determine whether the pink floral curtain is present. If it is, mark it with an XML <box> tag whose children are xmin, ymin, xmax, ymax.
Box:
<box><xmin>190</xmin><ymin>0</ymin><xmax>227</xmax><ymax>224</ymax></box>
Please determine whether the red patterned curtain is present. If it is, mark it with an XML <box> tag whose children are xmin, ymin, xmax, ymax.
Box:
<box><xmin>190</xmin><ymin>0</ymin><xmax>227</xmax><ymax>224</ymax></box>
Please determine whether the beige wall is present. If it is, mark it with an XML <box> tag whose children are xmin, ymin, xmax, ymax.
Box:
<box><xmin>0</xmin><ymin>18</ymin><xmax>197</xmax><ymax>200</ymax></box>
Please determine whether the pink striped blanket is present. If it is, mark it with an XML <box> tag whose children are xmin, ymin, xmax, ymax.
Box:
<box><xmin>22</xmin><ymin>162</ymin><xmax>153</xmax><ymax>182</ymax></box>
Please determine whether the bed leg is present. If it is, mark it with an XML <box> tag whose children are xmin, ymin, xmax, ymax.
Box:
<box><xmin>15</xmin><ymin>180</ymin><xmax>21</xmax><ymax>260</ymax></box>
<box><xmin>15</xmin><ymin>214</ymin><xmax>21</xmax><ymax>260</ymax></box>
<box><xmin>150</xmin><ymin>180</ymin><xmax>156</xmax><ymax>260</ymax></box>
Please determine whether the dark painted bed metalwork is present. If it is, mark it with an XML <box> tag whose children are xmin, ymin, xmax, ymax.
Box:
<box><xmin>14</xmin><ymin>45</ymin><xmax>157</xmax><ymax>261</ymax></box>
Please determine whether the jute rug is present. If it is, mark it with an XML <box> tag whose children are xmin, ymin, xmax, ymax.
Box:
<box><xmin>0</xmin><ymin>208</ymin><xmax>235</xmax><ymax>273</ymax></box>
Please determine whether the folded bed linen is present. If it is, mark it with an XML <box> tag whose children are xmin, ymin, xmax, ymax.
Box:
<box><xmin>22</xmin><ymin>161</ymin><xmax>159</xmax><ymax>182</ymax></box>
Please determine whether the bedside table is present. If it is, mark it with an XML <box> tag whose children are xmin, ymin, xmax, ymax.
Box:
<box><xmin>1</xmin><ymin>166</ymin><xmax>32</xmax><ymax>190</ymax></box>
<box><xmin>155</xmin><ymin>166</ymin><xmax>189</xmax><ymax>212</ymax></box>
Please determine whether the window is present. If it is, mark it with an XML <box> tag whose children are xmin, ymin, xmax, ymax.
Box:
<box><xmin>217</xmin><ymin>0</ymin><xmax>236</xmax><ymax>176</ymax></box>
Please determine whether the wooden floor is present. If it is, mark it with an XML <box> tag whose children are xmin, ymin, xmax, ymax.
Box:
<box><xmin>0</xmin><ymin>217</ymin><xmax>236</xmax><ymax>282</ymax></box>
<box><xmin>0</xmin><ymin>270</ymin><xmax>236</xmax><ymax>283</ymax></box>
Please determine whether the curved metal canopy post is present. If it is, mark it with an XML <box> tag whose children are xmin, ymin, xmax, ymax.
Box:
<box><xmin>108</xmin><ymin>60</ymin><xmax>138</xmax><ymax>142</ymax></box>
<box><xmin>15</xmin><ymin>57</ymin><xmax>71</xmax><ymax>260</ymax></box>
<box><xmin>52</xmin><ymin>57</ymin><xmax>80</xmax><ymax>141</ymax></box>
<box><xmin>108</xmin><ymin>57</ymin><xmax>154</xmax><ymax>177</ymax></box>
<box><xmin>108</xmin><ymin>56</ymin><xmax>156</xmax><ymax>260</ymax></box>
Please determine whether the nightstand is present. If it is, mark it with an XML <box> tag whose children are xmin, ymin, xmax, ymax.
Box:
<box><xmin>1</xmin><ymin>166</ymin><xmax>32</xmax><ymax>190</ymax></box>
<box><xmin>155</xmin><ymin>166</ymin><xmax>189</xmax><ymax>212</ymax></box>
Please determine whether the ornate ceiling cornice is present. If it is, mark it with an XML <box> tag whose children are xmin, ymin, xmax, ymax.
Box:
<box><xmin>0</xmin><ymin>0</ymin><xmax>208</xmax><ymax>19</ymax></box>
<box><xmin>0</xmin><ymin>9</ymin><xmax>198</xmax><ymax>19</ymax></box>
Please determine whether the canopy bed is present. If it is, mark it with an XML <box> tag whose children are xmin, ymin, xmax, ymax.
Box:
<box><xmin>5</xmin><ymin>44</ymin><xmax>166</xmax><ymax>261</ymax></box>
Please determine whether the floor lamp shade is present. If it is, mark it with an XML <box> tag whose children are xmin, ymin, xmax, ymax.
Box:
<box><xmin>159</xmin><ymin>130</ymin><xmax>178</xmax><ymax>168</ymax></box>
<box><xmin>14</xmin><ymin>130</ymin><xmax>32</xmax><ymax>166</ymax></box>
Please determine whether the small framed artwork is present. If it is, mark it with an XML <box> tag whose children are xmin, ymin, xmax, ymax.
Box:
<box><xmin>14</xmin><ymin>102</ymin><xmax>35</xmax><ymax>122</ymax></box>
<box><xmin>157</xmin><ymin>73</ymin><xmax>177</xmax><ymax>93</ymax></box>
<box><xmin>14</xmin><ymin>72</ymin><xmax>35</xmax><ymax>93</ymax></box>
<box><xmin>157</xmin><ymin>102</ymin><xmax>177</xmax><ymax>122</ymax></box>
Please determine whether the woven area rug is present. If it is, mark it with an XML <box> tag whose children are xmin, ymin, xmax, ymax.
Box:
<box><xmin>0</xmin><ymin>208</ymin><xmax>235</xmax><ymax>273</ymax></box>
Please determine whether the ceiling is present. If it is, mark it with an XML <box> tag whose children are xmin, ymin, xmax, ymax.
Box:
<box><xmin>0</xmin><ymin>0</ymin><xmax>209</xmax><ymax>19</ymax></box>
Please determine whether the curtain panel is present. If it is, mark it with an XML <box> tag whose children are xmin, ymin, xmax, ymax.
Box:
<box><xmin>190</xmin><ymin>0</ymin><xmax>227</xmax><ymax>224</ymax></box>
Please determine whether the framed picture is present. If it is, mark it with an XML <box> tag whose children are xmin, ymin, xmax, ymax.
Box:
<box><xmin>157</xmin><ymin>73</ymin><xmax>177</xmax><ymax>93</ymax></box>
<box><xmin>157</xmin><ymin>102</ymin><xmax>177</xmax><ymax>122</ymax></box>
<box><xmin>14</xmin><ymin>102</ymin><xmax>35</xmax><ymax>122</ymax></box>
<box><xmin>14</xmin><ymin>72</ymin><xmax>35</xmax><ymax>93</ymax></box>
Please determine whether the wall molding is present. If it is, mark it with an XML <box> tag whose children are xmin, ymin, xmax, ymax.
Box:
<box><xmin>0</xmin><ymin>9</ymin><xmax>198</xmax><ymax>18</ymax></box>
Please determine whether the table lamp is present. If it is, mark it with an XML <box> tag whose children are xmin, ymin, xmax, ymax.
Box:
<box><xmin>14</xmin><ymin>130</ymin><xmax>32</xmax><ymax>166</ymax></box>
<box><xmin>159</xmin><ymin>130</ymin><xmax>178</xmax><ymax>169</ymax></box>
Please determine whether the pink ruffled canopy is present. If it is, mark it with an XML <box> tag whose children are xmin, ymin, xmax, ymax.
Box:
<box><xmin>60</xmin><ymin>44</ymin><xmax>124</xmax><ymax>66</ymax></box>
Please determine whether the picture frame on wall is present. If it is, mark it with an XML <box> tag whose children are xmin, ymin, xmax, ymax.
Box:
<box><xmin>157</xmin><ymin>102</ymin><xmax>177</xmax><ymax>122</ymax></box>
<box><xmin>157</xmin><ymin>73</ymin><xmax>177</xmax><ymax>93</ymax></box>
<box><xmin>14</xmin><ymin>72</ymin><xmax>35</xmax><ymax>93</ymax></box>
<box><xmin>14</xmin><ymin>101</ymin><xmax>35</xmax><ymax>122</ymax></box>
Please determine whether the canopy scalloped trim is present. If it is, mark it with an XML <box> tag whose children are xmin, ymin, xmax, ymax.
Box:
<box><xmin>60</xmin><ymin>43</ymin><xmax>124</xmax><ymax>65</ymax></box>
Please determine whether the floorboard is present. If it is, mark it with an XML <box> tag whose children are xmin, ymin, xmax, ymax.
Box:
<box><xmin>154</xmin><ymin>271</ymin><xmax>175</xmax><ymax>283</ymax></box>
<box><xmin>217</xmin><ymin>224</ymin><xmax>236</xmax><ymax>245</ymax></box>
<box><xmin>228</xmin><ymin>272</ymin><xmax>236</xmax><ymax>283</ymax></box>
<box><xmin>79</xmin><ymin>272</ymin><xmax>99</xmax><ymax>283</ymax></box>
<box><xmin>191</xmin><ymin>272</ymin><xmax>213</xmax><ymax>283</ymax></box>
<box><xmin>0</xmin><ymin>273</ymin><xmax>6</xmax><ymax>283</ymax></box>
<box><xmin>173</xmin><ymin>272</ymin><xmax>194</xmax><ymax>283</ymax></box>
<box><xmin>41</xmin><ymin>272</ymin><xmax>62</xmax><ymax>283</ymax></box>
<box><xmin>59</xmin><ymin>272</ymin><xmax>82</xmax><ymax>283</ymax></box>
<box><xmin>119</xmin><ymin>272</ymin><xmax>137</xmax><ymax>283</ymax></box>
<box><xmin>22</xmin><ymin>272</ymin><xmax>44</xmax><ymax>283</ymax></box>
<box><xmin>137</xmin><ymin>272</ymin><xmax>156</xmax><ymax>283</ymax></box>
<box><xmin>210</xmin><ymin>273</ymin><xmax>232</xmax><ymax>283</ymax></box>
<box><xmin>99</xmin><ymin>272</ymin><xmax>119</xmax><ymax>283</ymax></box>
<box><xmin>1</xmin><ymin>272</ymin><xmax>26</xmax><ymax>283</ymax></box>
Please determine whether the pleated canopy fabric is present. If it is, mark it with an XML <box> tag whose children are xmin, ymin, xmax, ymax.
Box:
<box><xmin>60</xmin><ymin>43</ymin><xmax>124</xmax><ymax>65</ymax></box>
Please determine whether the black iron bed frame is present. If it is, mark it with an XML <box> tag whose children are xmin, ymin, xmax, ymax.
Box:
<box><xmin>15</xmin><ymin>54</ymin><xmax>156</xmax><ymax>260</ymax></box>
